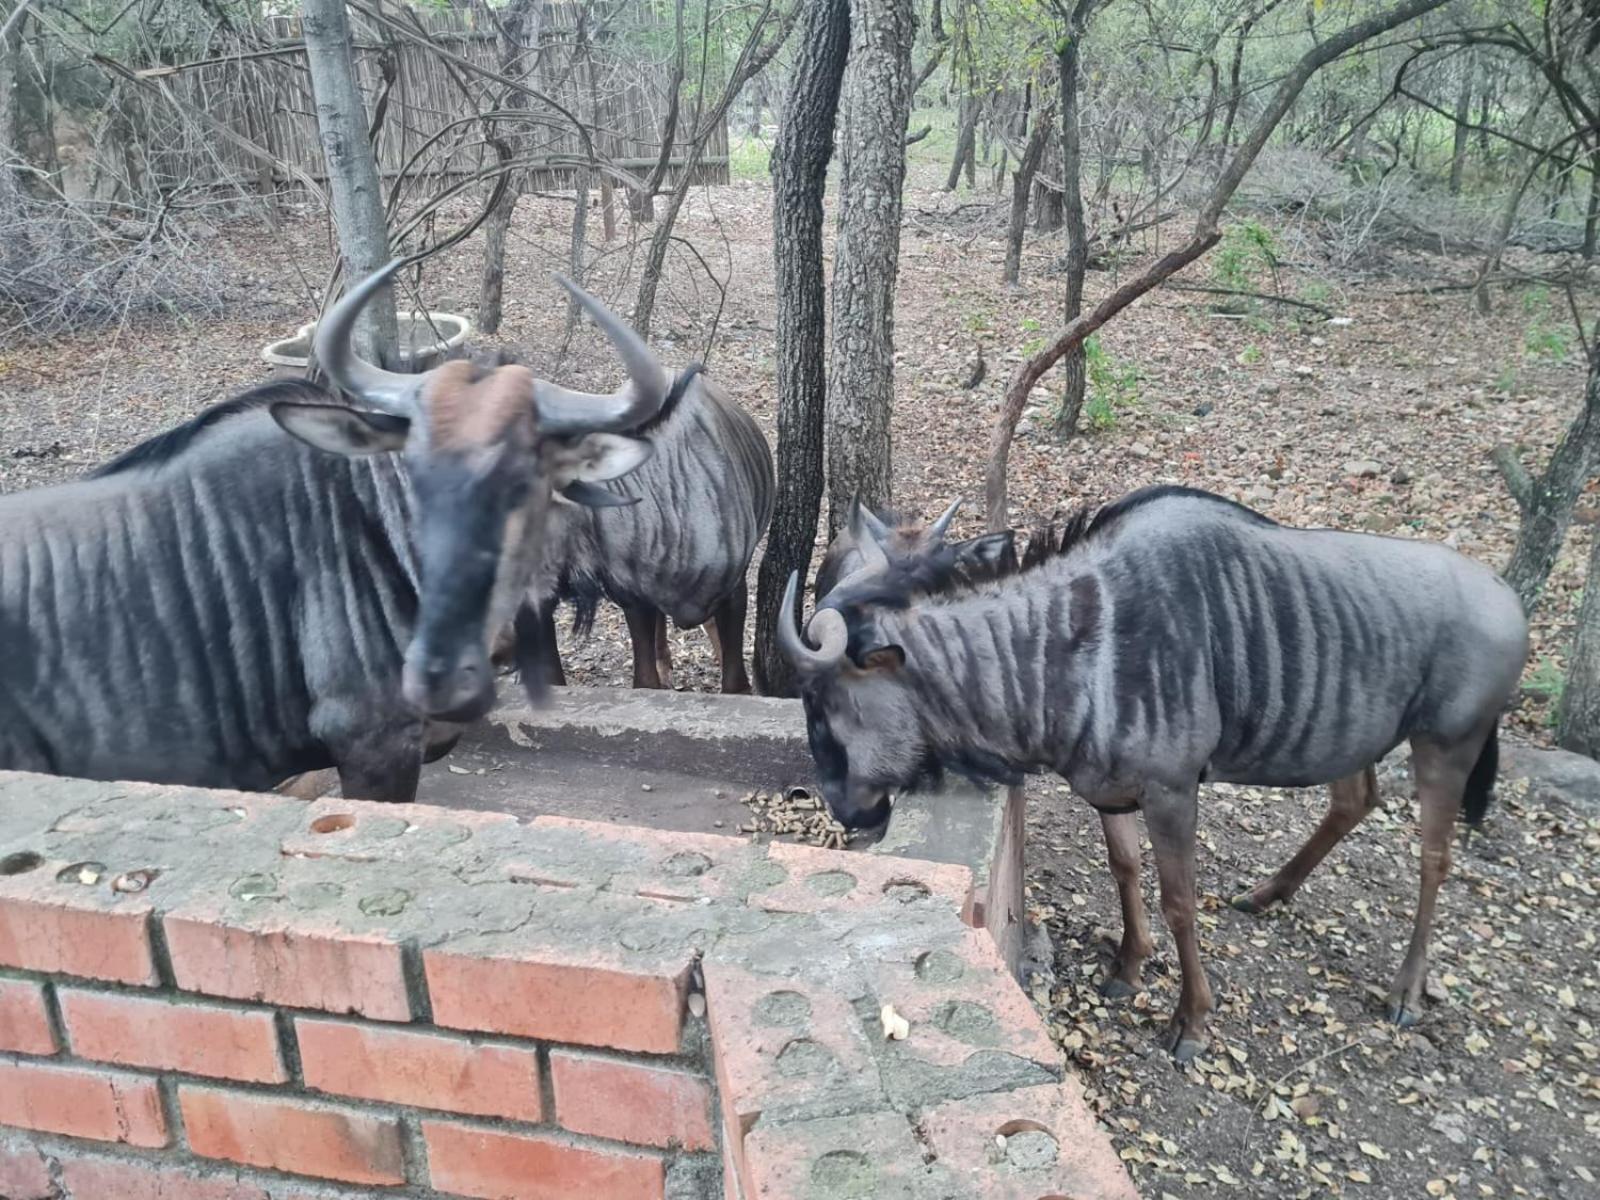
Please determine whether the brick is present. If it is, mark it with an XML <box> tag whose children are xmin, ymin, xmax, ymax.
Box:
<box><xmin>60</xmin><ymin>1157</ymin><xmax>272</xmax><ymax>1200</ymax></box>
<box><xmin>425</xmin><ymin>944</ymin><xmax>689</xmax><ymax>1054</ymax></box>
<box><xmin>863</xmin><ymin>929</ymin><xmax>1061</xmax><ymax>1094</ymax></box>
<box><xmin>550</xmin><ymin>1049</ymin><xmax>713</xmax><ymax>1151</ymax></box>
<box><xmin>741</xmin><ymin>1110</ymin><xmax>941</xmax><ymax>1200</ymax></box>
<box><xmin>180</xmin><ymin>1086</ymin><xmax>405</xmax><ymax>1187</ymax></box>
<box><xmin>917</xmin><ymin>1082</ymin><xmax>1140</xmax><ymax>1200</ymax></box>
<box><xmin>0</xmin><ymin>888</ymin><xmax>157</xmax><ymax>986</ymax></box>
<box><xmin>749</xmin><ymin>840</ymin><xmax>974</xmax><ymax>919</ymax></box>
<box><xmin>60</xmin><ymin>989</ymin><xmax>285</xmax><ymax>1083</ymax></box>
<box><xmin>296</xmin><ymin>1018</ymin><xmax>542</xmax><ymax>1122</ymax></box>
<box><xmin>0</xmin><ymin>1140</ymin><xmax>53</xmax><ymax>1200</ymax></box>
<box><xmin>0</xmin><ymin>977</ymin><xmax>56</xmax><ymax>1055</ymax></box>
<box><xmin>702</xmin><ymin>962</ymin><xmax>881</xmax><ymax>1150</ymax></box>
<box><xmin>0</xmin><ymin>1059</ymin><xmax>167</xmax><ymax>1147</ymax></box>
<box><xmin>164</xmin><ymin>913</ymin><xmax>410</xmax><ymax>1021</ymax></box>
<box><xmin>423</xmin><ymin>1119</ymin><xmax>664</xmax><ymax>1200</ymax></box>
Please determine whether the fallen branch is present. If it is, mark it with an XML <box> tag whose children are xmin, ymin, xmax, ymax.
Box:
<box><xmin>1493</xmin><ymin>444</ymin><xmax>1534</xmax><ymax>513</ymax></box>
<box><xmin>905</xmin><ymin>124</ymin><xmax>932</xmax><ymax>146</ymax></box>
<box><xmin>1165</xmin><ymin>283</ymin><xmax>1334</xmax><ymax>317</ymax></box>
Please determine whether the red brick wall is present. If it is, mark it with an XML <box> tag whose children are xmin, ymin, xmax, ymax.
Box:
<box><xmin>0</xmin><ymin>901</ymin><xmax>715</xmax><ymax>1198</ymax></box>
<box><xmin>0</xmin><ymin>774</ymin><xmax>1137</xmax><ymax>1200</ymax></box>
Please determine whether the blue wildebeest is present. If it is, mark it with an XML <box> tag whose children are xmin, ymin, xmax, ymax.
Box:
<box><xmin>813</xmin><ymin>496</ymin><xmax>1015</xmax><ymax>604</ymax></box>
<box><xmin>0</xmin><ymin>263</ymin><xmax>673</xmax><ymax>801</ymax></box>
<box><xmin>506</xmin><ymin>352</ymin><xmax>775</xmax><ymax>694</ymax></box>
<box><xmin>780</xmin><ymin>485</ymin><xmax>1528</xmax><ymax>1061</ymax></box>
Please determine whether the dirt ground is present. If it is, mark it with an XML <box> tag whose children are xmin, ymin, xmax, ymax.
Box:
<box><xmin>2</xmin><ymin>165</ymin><xmax>1597</xmax><ymax>1197</ymax></box>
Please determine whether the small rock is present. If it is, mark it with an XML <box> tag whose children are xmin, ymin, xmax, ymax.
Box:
<box><xmin>1390</xmin><ymin>466</ymin><xmax>1413</xmax><ymax>486</ymax></box>
<box><xmin>1130</xmin><ymin>441</ymin><xmax>1153</xmax><ymax>458</ymax></box>
<box><xmin>1343</xmin><ymin>459</ymin><xmax>1382</xmax><ymax>478</ymax></box>
<box><xmin>1247</xmin><ymin>485</ymin><xmax>1276</xmax><ymax>504</ymax></box>
<box><xmin>1430</xmin><ymin>1112</ymin><xmax>1470</xmax><ymax>1147</ymax></box>
<box><xmin>1193</xmin><ymin>401</ymin><xmax>1214</xmax><ymax>417</ymax></box>
<box><xmin>1257</xmin><ymin>381</ymin><xmax>1281</xmax><ymax>396</ymax></box>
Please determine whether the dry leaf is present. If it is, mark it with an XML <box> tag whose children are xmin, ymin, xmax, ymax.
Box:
<box><xmin>880</xmin><ymin>1003</ymin><xmax>910</xmax><ymax>1041</ymax></box>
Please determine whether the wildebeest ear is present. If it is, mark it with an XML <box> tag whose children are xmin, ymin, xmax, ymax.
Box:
<box><xmin>270</xmin><ymin>403</ymin><xmax>410</xmax><ymax>456</ymax></box>
<box><xmin>550</xmin><ymin>433</ymin><xmax>652</xmax><ymax>487</ymax></box>
<box><xmin>561</xmin><ymin>480</ymin><xmax>641</xmax><ymax>507</ymax></box>
<box><xmin>857</xmin><ymin>644</ymin><xmax>906</xmax><ymax>671</ymax></box>
<box><xmin>952</xmin><ymin>531</ymin><xmax>1015</xmax><ymax>573</ymax></box>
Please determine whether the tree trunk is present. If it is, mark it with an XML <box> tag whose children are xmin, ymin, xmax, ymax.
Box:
<box><xmin>945</xmin><ymin>93</ymin><xmax>976</xmax><ymax>191</ymax></box>
<box><xmin>1584</xmin><ymin>151</ymin><xmax>1598</xmax><ymax>260</ymax></box>
<box><xmin>825</xmin><ymin>0</ymin><xmax>915</xmax><ymax>534</ymax></box>
<box><xmin>633</xmin><ymin>0</ymin><xmax>687</xmax><ymax>226</ymax></box>
<box><xmin>478</xmin><ymin>0</ymin><xmax>542</xmax><ymax>336</ymax></box>
<box><xmin>0</xmin><ymin>5</ymin><xmax>25</xmax><ymax>224</ymax></box>
<box><xmin>751</xmin><ymin>0</ymin><xmax>850</xmax><ymax>698</ymax></box>
<box><xmin>1050</xmin><ymin>9</ymin><xmax>1092</xmax><ymax>439</ymax></box>
<box><xmin>1448</xmin><ymin>52</ymin><xmax>1472</xmax><ymax>195</ymax></box>
<box><xmin>302</xmin><ymin>0</ymin><xmax>398</xmax><ymax>367</ymax></box>
<box><xmin>1500</xmin><ymin>353</ymin><xmax>1600</xmax><ymax>615</ymax></box>
<box><xmin>1558</xmin><ymin>366</ymin><xmax>1600</xmax><ymax>755</ymax></box>
<box><xmin>1003</xmin><ymin>103</ymin><xmax>1053</xmax><ymax>288</ymax></box>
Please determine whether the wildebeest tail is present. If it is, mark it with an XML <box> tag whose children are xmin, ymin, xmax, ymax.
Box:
<box><xmin>1462</xmin><ymin>723</ymin><xmax>1499</xmax><ymax>826</ymax></box>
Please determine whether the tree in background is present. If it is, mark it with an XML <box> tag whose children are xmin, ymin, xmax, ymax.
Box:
<box><xmin>825</xmin><ymin>0</ymin><xmax>917</xmax><ymax>532</ymax></box>
<box><xmin>301</xmin><ymin>0</ymin><xmax>398</xmax><ymax>368</ymax></box>
<box><xmin>752</xmin><ymin>0</ymin><xmax>850</xmax><ymax>697</ymax></box>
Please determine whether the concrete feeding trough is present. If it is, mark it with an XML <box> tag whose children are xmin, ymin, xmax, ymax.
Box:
<box><xmin>415</xmin><ymin>687</ymin><xmax>1032</xmax><ymax>979</ymax></box>
<box><xmin>261</xmin><ymin>311</ymin><xmax>472</xmax><ymax>378</ymax></box>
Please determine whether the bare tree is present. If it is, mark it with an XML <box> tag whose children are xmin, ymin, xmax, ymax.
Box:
<box><xmin>984</xmin><ymin>0</ymin><xmax>1454</xmax><ymax>530</ymax></box>
<box><xmin>1048</xmin><ymin>0</ymin><xmax>1095</xmax><ymax>437</ymax></box>
<box><xmin>825</xmin><ymin>0</ymin><xmax>916</xmax><ymax>532</ymax></box>
<box><xmin>1557</xmin><ymin>343</ymin><xmax>1600</xmax><ymax>756</ymax></box>
<box><xmin>752</xmin><ymin>0</ymin><xmax>849</xmax><ymax>697</ymax></box>
<box><xmin>477</xmin><ymin>0</ymin><xmax>543</xmax><ymax>336</ymax></box>
<box><xmin>302</xmin><ymin>0</ymin><xmax>398</xmax><ymax>365</ymax></box>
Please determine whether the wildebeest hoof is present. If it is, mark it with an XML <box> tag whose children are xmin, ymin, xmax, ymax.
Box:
<box><xmin>1158</xmin><ymin>1016</ymin><xmax>1208</xmax><ymax>1064</ymax></box>
<box><xmin>1229</xmin><ymin>889</ymin><xmax>1281</xmax><ymax>915</ymax></box>
<box><xmin>1385</xmin><ymin>998</ymin><xmax>1423</xmax><ymax>1028</ymax></box>
<box><xmin>1098</xmin><ymin>976</ymin><xmax>1139</xmax><ymax>1001</ymax></box>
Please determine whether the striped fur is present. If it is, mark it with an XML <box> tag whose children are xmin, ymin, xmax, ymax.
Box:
<box><xmin>0</xmin><ymin>376</ymin><xmax>653</xmax><ymax>801</ymax></box>
<box><xmin>520</xmin><ymin>370</ymin><xmax>774</xmax><ymax>689</ymax></box>
<box><xmin>791</xmin><ymin>485</ymin><xmax>1529</xmax><ymax>1057</ymax></box>
<box><xmin>813</xmin><ymin>502</ymin><xmax>1016</xmax><ymax>605</ymax></box>
<box><xmin>802</xmin><ymin>487</ymin><xmax>1527</xmax><ymax>817</ymax></box>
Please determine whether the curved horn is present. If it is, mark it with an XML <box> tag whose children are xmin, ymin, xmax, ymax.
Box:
<box><xmin>928</xmin><ymin>496</ymin><xmax>963</xmax><ymax>541</ymax></box>
<box><xmin>778</xmin><ymin>572</ymin><xmax>848</xmax><ymax>673</ymax></box>
<box><xmin>314</xmin><ymin>260</ymin><xmax>421</xmax><ymax>414</ymax></box>
<box><xmin>539</xmin><ymin>274</ymin><xmax>671</xmax><ymax>434</ymax></box>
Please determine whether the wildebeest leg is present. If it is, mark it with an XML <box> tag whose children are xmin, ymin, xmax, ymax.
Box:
<box><xmin>522</xmin><ymin>600</ymin><xmax>567</xmax><ymax>688</ymax></box>
<box><xmin>654</xmin><ymin>611</ymin><xmax>674</xmax><ymax>689</ymax></box>
<box><xmin>704</xmin><ymin>619</ymin><xmax>724</xmax><ymax>667</ymax></box>
<box><xmin>1144</xmin><ymin>781</ymin><xmax>1213</xmax><ymax>1063</ymax></box>
<box><xmin>623</xmin><ymin>602</ymin><xmax>665</xmax><ymax>689</ymax></box>
<box><xmin>1098</xmin><ymin>809</ymin><xmax>1155</xmax><ymax>999</ymax></box>
<box><xmin>713</xmin><ymin>583</ymin><xmax>752</xmax><ymax>694</ymax></box>
<box><xmin>1231</xmin><ymin>765</ymin><xmax>1380</xmax><ymax>914</ymax></box>
<box><xmin>1387</xmin><ymin>733</ymin><xmax>1478</xmax><ymax>1027</ymax></box>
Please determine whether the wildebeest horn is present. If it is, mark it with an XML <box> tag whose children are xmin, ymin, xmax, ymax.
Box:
<box><xmin>539</xmin><ymin>274</ymin><xmax>671</xmax><ymax>434</ymax></box>
<box><xmin>853</xmin><ymin>498</ymin><xmax>891</xmax><ymax>542</ymax></box>
<box><xmin>314</xmin><ymin>260</ymin><xmax>424</xmax><ymax>414</ymax></box>
<box><xmin>928</xmin><ymin>496</ymin><xmax>963</xmax><ymax>541</ymax></box>
<box><xmin>779</xmin><ymin>572</ymin><xmax>848</xmax><ymax>672</ymax></box>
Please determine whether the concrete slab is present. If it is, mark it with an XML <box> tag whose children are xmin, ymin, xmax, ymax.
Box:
<box><xmin>412</xmin><ymin>688</ymin><xmax>1031</xmax><ymax>978</ymax></box>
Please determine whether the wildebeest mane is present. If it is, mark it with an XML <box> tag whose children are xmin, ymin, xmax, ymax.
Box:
<box><xmin>90</xmin><ymin>379</ymin><xmax>339</xmax><ymax>479</ymax></box>
<box><xmin>822</xmin><ymin>485</ymin><xmax>1273</xmax><ymax>616</ymax></box>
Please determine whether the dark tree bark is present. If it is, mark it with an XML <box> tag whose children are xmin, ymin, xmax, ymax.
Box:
<box><xmin>302</xmin><ymin>0</ymin><xmax>398</xmax><ymax>366</ymax></box>
<box><xmin>1584</xmin><ymin>150</ymin><xmax>1598</xmax><ymax>260</ymax></box>
<box><xmin>985</xmin><ymin>0</ymin><xmax>1453</xmax><ymax>529</ymax></box>
<box><xmin>945</xmin><ymin>93</ymin><xmax>977</xmax><ymax>190</ymax></box>
<box><xmin>825</xmin><ymin>0</ymin><xmax>916</xmax><ymax>533</ymax></box>
<box><xmin>1049</xmin><ymin>2</ymin><xmax>1093</xmax><ymax>438</ymax></box>
<box><xmin>1448</xmin><ymin>51</ymin><xmax>1473</xmax><ymax>195</ymax></box>
<box><xmin>477</xmin><ymin>0</ymin><xmax>542</xmax><ymax>336</ymax></box>
<box><xmin>1499</xmin><ymin>347</ymin><xmax>1600</xmax><ymax>615</ymax></box>
<box><xmin>0</xmin><ymin>4</ymin><xmax>25</xmax><ymax>225</ymax></box>
<box><xmin>751</xmin><ymin>0</ymin><xmax>849</xmax><ymax>697</ymax></box>
<box><xmin>1003</xmin><ymin>100</ymin><xmax>1053</xmax><ymax>288</ymax></box>
<box><xmin>1557</xmin><ymin>360</ymin><xmax>1600</xmax><ymax>756</ymax></box>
